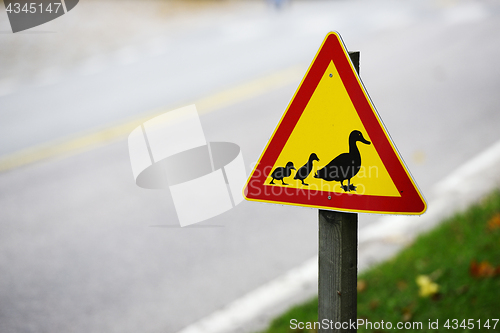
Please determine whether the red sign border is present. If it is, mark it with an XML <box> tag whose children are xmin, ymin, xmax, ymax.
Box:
<box><xmin>244</xmin><ymin>32</ymin><xmax>426</xmax><ymax>215</ymax></box>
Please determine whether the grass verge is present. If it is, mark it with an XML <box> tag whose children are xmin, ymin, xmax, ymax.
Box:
<box><xmin>259</xmin><ymin>190</ymin><xmax>500</xmax><ymax>332</ymax></box>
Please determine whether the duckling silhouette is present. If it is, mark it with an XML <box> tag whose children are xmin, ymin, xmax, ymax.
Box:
<box><xmin>314</xmin><ymin>130</ymin><xmax>371</xmax><ymax>192</ymax></box>
<box><xmin>270</xmin><ymin>161</ymin><xmax>296</xmax><ymax>185</ymax></box>
<box><xmin>294</xmin><ymin>153</ymin><xmax>320</xmax><ymax>186</ymax></box>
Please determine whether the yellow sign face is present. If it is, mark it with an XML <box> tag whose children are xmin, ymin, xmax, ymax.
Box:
<box><xmin>267</xmin><ymin>60</ymin><xmax>400</xmax><ymax>197</ymax></box>
<box><xmin>244</xmin><ymin>32</ymin><xmax>426</xmax><ymax>215</ymax></box>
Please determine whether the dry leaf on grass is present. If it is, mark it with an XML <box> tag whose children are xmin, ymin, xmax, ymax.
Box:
<box><xmin>397</xmin><ymin>280</ymin><xmax>408</xmax><ymax>291</ymax></box>
<box><xmin>470</xmin><ymin>260</ymin><xmax>500</xmax><ymax>278</ymax></box>
<box><xmin>402</xmin><ymin>308</ymin><xmax>413</xmax><ymax>322</ymax></box>
<box><xmin>357</xmin><ymin>279</ymin><xmax>367</xmax><ymax>292</ymax></box>
<box><xmin>369</xmin><ymin>299</ymin><xmax>380</xmax><ymax>310</ymax></box>
<box><xmin>487</xmin><ymin>213</ymin><xmax>500</xmax><ymax>231</ymax></box>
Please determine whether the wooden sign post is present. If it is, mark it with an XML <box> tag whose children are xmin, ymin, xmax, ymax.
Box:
<box><xmin>319</xmin><ymin>210</ymin><xmax>358</xmax><ymax>332</ymax></box>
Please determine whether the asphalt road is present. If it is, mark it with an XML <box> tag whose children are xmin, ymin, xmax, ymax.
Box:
<box><xmin>1</xmin><ymin>0</ymin><xmax>500</xmax><ymax>332</ymax></box>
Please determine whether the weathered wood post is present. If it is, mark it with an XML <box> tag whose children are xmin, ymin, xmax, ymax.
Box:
<box><xmin>318</xmin><ymin>210</ymin><xmax>358</xmax><ymax>332</ymax></box>
<box><xmin>318</xmin><ymin>51</ymin><xmax>360</xmax><ymax>333</ymax></box>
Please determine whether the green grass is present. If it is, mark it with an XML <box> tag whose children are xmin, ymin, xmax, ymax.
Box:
<box><xmin>259</xmin><ymin>190</ymin><xmax>500</xmax><ymax>333</ymax></box>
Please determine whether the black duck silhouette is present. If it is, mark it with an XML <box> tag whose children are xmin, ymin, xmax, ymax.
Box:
<box><xmin>314</xmin><ymin>130</ymin><xmax>371</xmax><ymax>192</ymax></box>
<box><xmin>294</xmin><ymin>153</ymin><xmax>319</xmax><ymax>186</ymax></box>
<box><xmin>270</xmin><ymin>161</ymin><xmax>296</xmax><ymax>185</ymax></box>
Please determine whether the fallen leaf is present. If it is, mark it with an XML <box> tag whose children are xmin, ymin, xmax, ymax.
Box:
<box><xmin>402</xmin><ymin>308</ymin><xmax>413</xmax><ymax>322</ymax></box>
<box><xmin>416</xmin><ymin>275</ymin><xmax>439</xmax><ymax>297</ymax></box>
<box><xmin>470</xmin><ymin>260</ymin><xmax>499</xmax><ymax>278</ymax></box>
<box><xmin>431</xmin><ymin>292</ymin><xmax>442</xmax><ymax>301</ymax></box>
<box><xmin>357</xmin><ymin>280</ymin><xmax>367</xmax><ymax>292</ymax></box>
<box><xmin>397</xmin><ymin>280</ymin><xmax>408</xmax><ymax>291</ymax></box>
<box><xmin>487</xmin><ymin>213</ymin><xmax>500</xmax><ymax>231</ymax></box>
<box><xmin>369</xmin><ymin>299</ymin><xmax>380</xmax><ymax>310</ymax></box>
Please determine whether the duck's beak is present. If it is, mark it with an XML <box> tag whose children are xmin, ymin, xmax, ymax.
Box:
<box><xmin>361</xmin><ymin>138</ymin><xmax>371</xmax><ymax>145</ymax></box>
<box><xmin>292</xmin><ymin>166</ymin><xmax>296</xmax><ymax>170</ymax></box>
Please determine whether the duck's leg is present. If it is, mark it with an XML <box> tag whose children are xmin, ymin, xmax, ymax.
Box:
<box><xmin>340</xmin><ymin>180</ymin><xmax>348</xmax><ymax>192</ymax></box>
<box><xmin>281</xmin><ymin>179</ymin><xmax>289</xmax><ymax>186</ymax></box>
<box><xmin>270</xmin><ymin>178</ymin><xmax>275</xmax><ymax>185</ymax></box>
<box><xmin>301</xmin><ymin>179</ymin><xmax>309</xmax><ymax>186</ymax></box>
<box><xmin>348</xmin><ymin>178</ymin><xmax>357</xmax><ymax>192</ymax></box>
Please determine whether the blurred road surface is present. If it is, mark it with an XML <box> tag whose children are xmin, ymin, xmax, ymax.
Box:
<box><xmin>1</xmin><ymin>0</ymin><xmax>500</xmax><ymax>332</ymax></box>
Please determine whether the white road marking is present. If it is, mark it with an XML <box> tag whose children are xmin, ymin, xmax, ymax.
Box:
<box><xmin>177</xmin><ymin>257</ymin><xmax>317</xmax><ymax>333</ymax></box>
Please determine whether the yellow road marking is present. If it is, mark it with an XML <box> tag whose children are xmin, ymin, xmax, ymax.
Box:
<box><xmin>0</xmin><ymin>65</ymin><xmax>304</xmax><ymax>173</ymax></box>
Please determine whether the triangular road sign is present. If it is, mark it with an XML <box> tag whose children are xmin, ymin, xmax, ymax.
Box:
<box><xmin>244</xmin><ymin>32</ymin><xmax>426</xmax><ymax>215</ymax></box>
